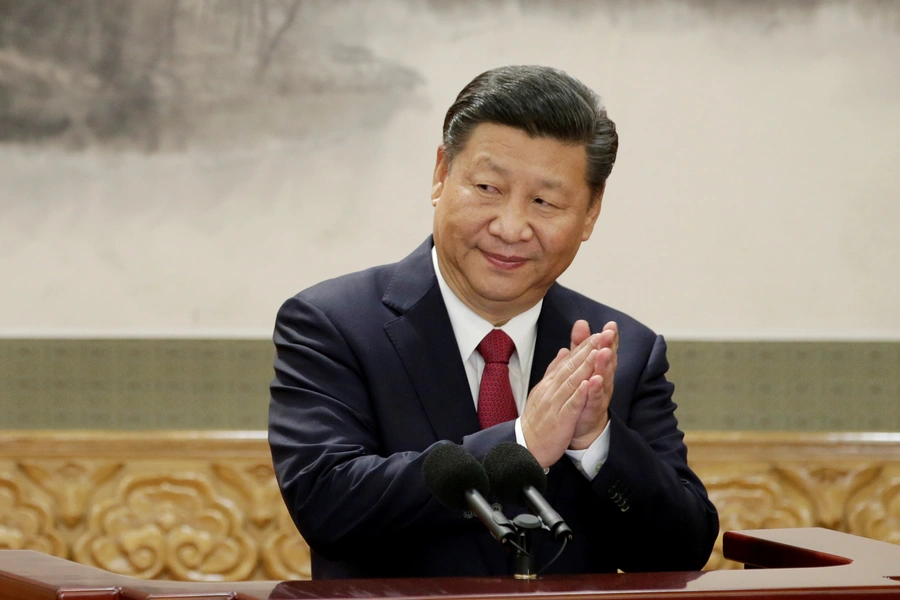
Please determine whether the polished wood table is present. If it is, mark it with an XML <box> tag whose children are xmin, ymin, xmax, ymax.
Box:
<box><xmin>3</xmin><ymin>528</ymin><xmax>900</xmax><ymax>599</ymax></box>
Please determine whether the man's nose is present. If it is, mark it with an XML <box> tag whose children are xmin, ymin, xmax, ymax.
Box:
<box><xmin>488</xmin><ymin>199</ymin><xmax>534</xmax><ymax>243</ymax></box>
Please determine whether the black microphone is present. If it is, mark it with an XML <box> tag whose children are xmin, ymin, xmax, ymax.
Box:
<box><xmin>483</xmin><ymin>442</ymin><xmax>573</xmax><ymax>541</ymax></box>
<box><xmin>422</xmin><ymin>441</ymin><xmax>516</xmax><ymax>543</ymax></box>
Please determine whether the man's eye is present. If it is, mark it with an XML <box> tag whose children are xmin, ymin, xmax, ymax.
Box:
<box><xmin>476</xmin><ymin>184</ymin><xmax>499</xmax><ymax>193</ymax></box>
<box><xmin>534</xmin><ymin>197</ymin><xmax>553</xmax><ymax>207</ymax></box>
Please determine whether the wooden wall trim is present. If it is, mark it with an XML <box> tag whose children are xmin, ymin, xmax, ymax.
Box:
<box><xmin>6</xmin><ymin>429</ymin><xmax>900</xmax><ymax>459</ymax></box>
<box><xmin>0</xmin><ymin>430</ymin><xmax>270</xmax><ymax>459</ymax></box>
<box><xmin>687</xmin><ymin>431</ymin><xmax>900</xmax><ymax>460</ymax></box>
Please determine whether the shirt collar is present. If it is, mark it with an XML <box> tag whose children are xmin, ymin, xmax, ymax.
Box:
<box><xmin>431</xmin><ymin>246</ymin><xmax>542</xmax><ymax>370</ymax></box>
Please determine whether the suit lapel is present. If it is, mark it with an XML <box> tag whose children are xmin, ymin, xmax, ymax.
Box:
<box><xmin>529</xmin><ymin>284</ymin><xmax>573</xmax><ymax>390</ymax></box>
<box><xmin>382</xmin><ymin>238</ymin><xmax>480</xmax><ymax>443</ymax></box>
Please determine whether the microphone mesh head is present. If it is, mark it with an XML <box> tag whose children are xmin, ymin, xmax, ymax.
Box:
<box><xmin>422</xmin><ymin>441</ymin><xmax>491</xmax><ymax>511</ymax></box>
<box><xmin>483</xmin><ymin>442</ymin><xmax>547</xmax><ymax>505</ymax></box>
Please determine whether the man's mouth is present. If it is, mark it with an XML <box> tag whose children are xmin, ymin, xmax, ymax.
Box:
<box><xmin>481</xmin><ymin>250</ymin><xmax>528</xmax><ymax>270</ymax></box>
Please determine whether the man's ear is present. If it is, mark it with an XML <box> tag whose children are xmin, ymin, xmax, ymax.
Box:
<box><xmin>581</xmin><ymin>187</ymin><xmax>605</xmax><ymax>241</ymax></box>
<box><xmin>431</xmin><ymin>145</ymin><xmax>449</xmax><ymax>206</ymax></box>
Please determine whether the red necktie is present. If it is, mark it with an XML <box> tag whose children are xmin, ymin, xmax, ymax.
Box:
<box><xmin>476</xmin><ymin>329</ymin><xmax>518</xmax><ymax>429</ymax></box>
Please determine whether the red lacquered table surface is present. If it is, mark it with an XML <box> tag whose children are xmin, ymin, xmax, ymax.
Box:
<box><xmin>2</xmin><ymin>528</ymin><xmax>900</xmax><ymax>600</ymax></box>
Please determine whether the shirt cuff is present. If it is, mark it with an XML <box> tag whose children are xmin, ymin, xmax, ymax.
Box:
<box><xmin>565</xmin><ymin>421</ymin><xmax>611</xmax><ymax>480</ymax></box>
<box><xmin>514</xmin><ymin>418</ymin><xmax>550</xmax><ymax>474</ymax></box>
<box><xmin>514</xmin><ymin>417</ymin><xmax>527</xmax><ymax>448</ymax></box>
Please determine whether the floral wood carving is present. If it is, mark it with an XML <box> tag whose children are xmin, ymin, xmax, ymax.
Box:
<box><xmin>18</xmin><ymin>461</ymin><xmax>123</xmax><ymax>528</ymax></box>
<box><xmin>261</xmin><ymin>507</ymin><xmax>312</xmax><ymax>580</ymax></box>
<box><xmin>702</xmin><ymin>472</ymin><xmax>815</xmax><ymax>570</ymax></box>
<box><xmin>0</xmin><ymin>474</ymin><xmax>66</xmax><ymax>557</ymax></box>
<box><xmin>846</xmin><ymin>470</ymin><xmax>900</xmax><ymax>544</ymax></box>
<box><xmin>73</xmin><ymin>473</ymin><xmax>257</xmax><ymax>581</ymax></box>
<box><xmin>4</xmin><ymin>431</ymin><xmax>900</xmax><ymax>580</ymax></box>
<box><xmin>772</xmin><ymin>464</ymin><xmax>882</xmax><ymax>530</ymax></box>
<box><xmin>211</xmin><ymin>462</ymin><xmax>283</xmax><ymax>528</ymax></box>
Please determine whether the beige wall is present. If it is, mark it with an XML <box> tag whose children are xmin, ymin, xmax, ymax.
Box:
<box><xmin>2</xmin><ymin>0</ymin><xmax>898</xmax><ymax>339</ymax></box>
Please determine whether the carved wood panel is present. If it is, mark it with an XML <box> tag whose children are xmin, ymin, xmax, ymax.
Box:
<box><xmin>1</xmin><ymin>431</ymin><xmax>899</xmax><ymax>579</ymax></box>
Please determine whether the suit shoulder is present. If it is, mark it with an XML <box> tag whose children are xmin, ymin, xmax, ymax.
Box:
<box><xmin>279</xmin><ymin>262</ymin><xmax>396</xmax><ymax>318</ymax></box>
<box><xmin>549</xmin><ymin>284</ymin><xmax>659</xmax><ymax>342</ymax></box>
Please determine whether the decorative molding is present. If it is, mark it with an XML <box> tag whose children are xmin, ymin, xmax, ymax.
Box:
<box><xmin>73</xmin><ymin>473</ymin><xmax>258</xmax><ymax>581</ymax></box>
<box><xmin>2</xmin><ymin>431</ymin><xmax>900</xmax><ymax>579</ymax></box>
<box><xmin>18</xmin><ymin>461</ymin><xmax>123</xmax><ymax>528</ymax></box>
<box><xmin>0</xmin><ymin>474</ymin><xmax>65</xmax><ymax>557</ymax></box>
<box><xmin>212</xmin><ymin>462</ymin><xmax>283</xmax><ymax>529</ymax></box>
<box><xmin>261</xmin><ymin>509</ymin><xmax>313</xmax><ymax>580</ymax></box>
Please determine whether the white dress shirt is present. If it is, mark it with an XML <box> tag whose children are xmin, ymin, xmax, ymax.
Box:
<box><xmin>432</xmin><ymin>247</ymin><xmax>610</xmax><ymax>479</ymax></box>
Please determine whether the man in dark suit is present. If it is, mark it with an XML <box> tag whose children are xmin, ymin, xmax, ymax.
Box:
<box><xmin>269</xmin><ymin>65</ymin><xmax>718</xmax><ymax>579</ymax></box>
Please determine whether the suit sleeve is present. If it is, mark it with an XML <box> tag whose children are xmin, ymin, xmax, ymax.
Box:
<box><xmin>269</xmin><ymin>295</ymin><xmax>514</xmax><ymax>562</ymax></box>
<box><xmin>591</xmin><ymin>334</ymin><xmax>719</xmax><ymax>572</ymax></box>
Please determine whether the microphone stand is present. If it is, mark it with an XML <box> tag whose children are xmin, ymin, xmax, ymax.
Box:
<box><xmin>511</xmin><ymin>514</ymin><xmax>542</xmax><ymax>579</ymax></box>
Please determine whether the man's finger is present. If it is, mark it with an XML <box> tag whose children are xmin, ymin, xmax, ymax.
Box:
<box><xmin>597</xmin><ymin>328</ymin><xmax>616</xmax><ymax>350</ymax></box>
<box><xmin>594</xmin><ymin>347</ymin><xmax>612</xmax><ymax>374</ymax></box>
<box><xmin>570</xmin><ymin>319</ymin><xmax>591</xmax><ymax>351</ymax></box>
<box><xmin>586</xmin><ymin>374</ymin><xmax>605</xmax><ymax>404</ymax></box>
<box><xmin>545</xmin><ymin>332</ymin><xmax>599</xmax><ymax>380</ymax></box>
<box><xmin>558</xmin><ymin>349</ymin><xmax>598</xmax><ymax>401</ymax></box>
<box><xmin>602</xmin><ymin>321</ymin><xmax>619</xmax><ymax>352</ymax></box>
<box><xmin>561</xmin><ymin>379</ymin><xmax>590</xmax><ymax>418</ymax></box>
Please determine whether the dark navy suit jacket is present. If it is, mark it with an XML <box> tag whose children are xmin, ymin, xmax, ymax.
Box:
<box><xmin>269</xmin><ymin>237</ymin><xmax>718</xmax><ymax>579</ymax></box>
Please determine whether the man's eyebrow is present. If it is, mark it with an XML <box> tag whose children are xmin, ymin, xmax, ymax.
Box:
<box><xmin>471</xmin><ymin>155</ymin><xmax>564</xmax><ymax>191</ymax></box>
<box><xmin>472</xmin><ymin>155</ymin><xmax>511</xmax><ymax>177</ymax></box>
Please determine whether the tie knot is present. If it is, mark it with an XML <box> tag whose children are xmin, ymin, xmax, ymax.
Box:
<box><xmin>477</xmin><ymin>329</ymin><xmax>516</xmax><ymax>364</ymax></box>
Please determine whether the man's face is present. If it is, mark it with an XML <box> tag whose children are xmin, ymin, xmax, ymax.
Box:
<box><xmin>432</xmin><ymin>123</ymin><xmax>602</xmax><ymax>325</ymax></box>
